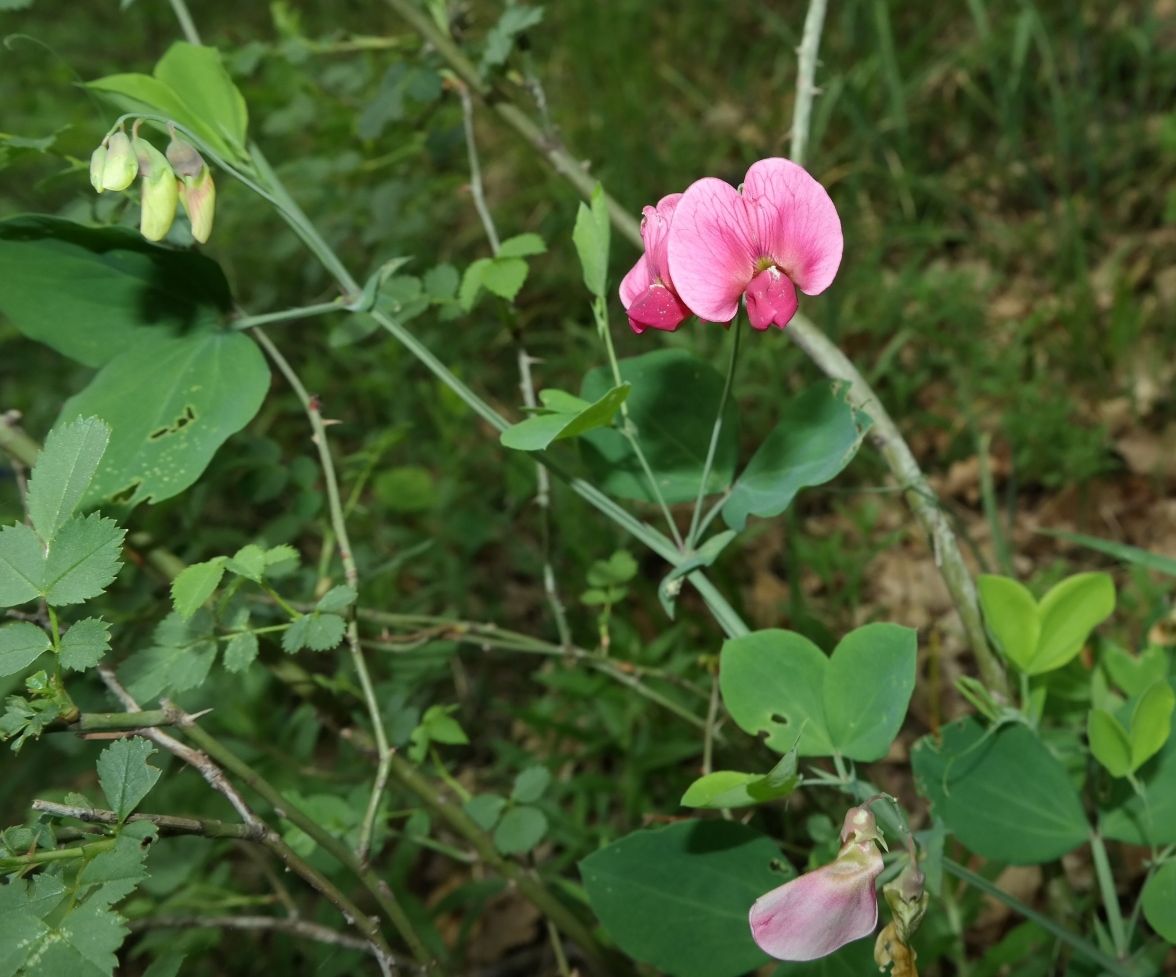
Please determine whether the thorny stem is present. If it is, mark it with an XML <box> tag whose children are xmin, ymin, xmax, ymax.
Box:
<box><xmin>789</xmin><ymin>0</ymin><xmax>828</xmax><ymax>168</ymax></box>
<box><xmin>458</xmin><ymin>80</ymin><xmax>571</xmax><ymax>648</ymax></box>
<box><xmin>131</xmin><ymin>915</ymin><xmax>388</xmax><ymax>963</ymax></box>
<box><xmin>687</xmin><ymin>320</ymin><xmax>741</xmax><ymax>549</ymax></box>
<box><xmin>249</xmin><ymin>327</ymin><xmax>392</xmax><ymax>865</ymax></box>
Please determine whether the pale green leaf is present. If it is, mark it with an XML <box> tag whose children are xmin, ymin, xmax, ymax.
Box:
<box><xmin>97</xmin><ymin>738</ymin><xmax>161</xmax><ymax>820</ymax></box>
<box><xmin>573</xmin><ymin>185</ymin><xmax>610</xmax><ymax>298</ymax></box>
<box><xmin>315</xmin><ymin>585</ymin><xmax>357</xmax><ymax>614</ymax></box>
<box><xmin>223</xmin><ymin>631</ymin><xmax>259</xmax><ymax>672</ymax></box>
<box><xmin>1141</xmin><ymin>861</ymin><xmax>1176</xmax><ymax>942</ymax></box>
<box><xmin>0</xmin><ymin>622</ymin><xmax>51</xmax><ymax>677</ymax></box>
<box><xmin>170</xmin><ymin>558</ymin><xmax>226</xmax><ymax>619</ymax></box>
<box><xmin>1130</xmin><ymin>681</ymin><xmax>1176</xmax><ymax>771</ymax></box>
<box><xmin>493</xmin><ymin>805</ymin><xmax>547</xmax><ymax>854</ymax></box>
<box><xmin>0</xmin><ymin>523</ymin><xmax>45</xmax><ymax>607</ymax></box>
<box><xmin>500</xmin><ymin>383</ymin><xmax>630</xmax><ymax>451</ymax></box>
<box><xmin>282</xmin><ymin>613</ymin><xmax>346</xmax><ymax>653</ymax></box>
<box><xmin>1031</xmin><ymin>572</ymin><xmax>1115</xmax><ymax>674</ymax></box>
<box><xmin>42</xmin><ymin>513</ymin><xmax>125</xmax><ymax>606</ymax></box>
<box><xmin>1088</xmin><ymin>709</ymin><xmax>1133</xmax><ymax>778</ymax></box>
<box><xmin>497</xmin><ymin>232</ymin><xmax>546</xmax><ymax>258</ymax></box>
<box><xmin>225</xmin><ymin>543</ymin><xmax>265</xmax><ymax>581</ymax></box>
<box><xmin>59</xmin><ymin>617</ymin><xmax>112</xmax><ymax>672</ymax></box>
<box><xmin>25</xmin><ymin>417</ymin><xmax>111</xmax><ymax>543</ymax></box>
<box><xmin>977</xmin><ymin>574</ymin><xmax>1040</xmax><ymax>671</ymax></box>
<box><xmin>480</xmin><ymin>256</ymin><xmax>528</xmax><ymax>301</ymax></box>
<box><xmin>511</xmin><ymin>766</ymin><xmax>551</xmax><ymax>803</ymax></box>
<box><xmin>153</xmin><ymin>42</ymin><xmax>249</xmax><ymax>153</ymax></box>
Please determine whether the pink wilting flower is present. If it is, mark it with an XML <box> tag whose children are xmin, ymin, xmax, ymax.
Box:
<box><xmin>619</xmin><ymin>193</ymin><xmax>692</xmax><ymax>334</ymax></box>
<box><xmin>749</xmin><ymin>804</ymin><xmax>884</xmax><ymax>961</ymax></box>
<box><xmin>668</xmin><ymin>157</ymin><xmax>843</xmax><ymax>330</ymax></box>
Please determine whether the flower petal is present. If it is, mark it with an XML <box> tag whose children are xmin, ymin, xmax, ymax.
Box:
<box><xmin>745</xmin><ymin>267</ymin><xmax>798</xmax><ymax>330</ymax></box>
<box><xmin>749</xmin><ymin>843</ymin><xmax>882</xmax><ymax>961</ymax></box>
<box><xmin>626</xmin><ymin>284</ymin><xmax>691</xmax><ymax>333</ymax></box>
<box><xmin>742</xmin><ymin>158</ymin><xmax>843</xmax><ymax>296</ymax></box>
<box><xmin>619</xmin><ymin>252</ymin><xmax>653</xmax><ymax>311</ymax></box>
<box><xmin>642</xmin><ymin>193</ymin><xmax>682</xmax><ymax>285</ymax></box>
<box><xmin>668</xmin><ymin>177</ymin><xmax>756</xmax><ymax>323</ymax></box>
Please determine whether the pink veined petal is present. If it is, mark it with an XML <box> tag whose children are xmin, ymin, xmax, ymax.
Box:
<box><xmin>619</xmin><ymin>252</ymin><xmax>653</xmax><ymax>311</ymax></box>
<box><xmin>667</xmin><ymin>177</ymin><xmax>757</xmax><ymax>323</ymax></box>
<box><xmin>642</xmin><ymin>193</ymin><xmax>683</xmax><ymax>285</ymax></box>
<box><xmin>744</xmin><ymin>267</ymin><xmax>798</xmax><ymax>330</ymax></box>
<box><xmin>742</xmin><ymin>157</ymin><xmax>843</xmax><ymax>296</ymax></box>
<box><xmin>749</xmin><ymin>843</ymin><xmax>882</xmax><ymax>962</ymax></box>
<box><xmin>626</xmin><ymin>283</ymin><xmax>691</xmax><ymax>333</ymax></box>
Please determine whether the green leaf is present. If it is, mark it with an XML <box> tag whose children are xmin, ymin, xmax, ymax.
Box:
<box><xmin>152</xmin><ymin>42</ymin><xmax>249</xmax><ymax>153</ymax></box>
<box><xmin>0</xmin><ymin>898</ymin><xmax>128</xmax><ymax>977</ymax></box>
<box><xmin>1032</xmin><ymin>572</ymin><xmax>1115</xmax><ymax>674</ymax></box>
<box><xmin>59</xmin><ymin>617</ymin><xmax>112</xmax><ymax>672</ymax></box>
<box><xmin>580</xmin><ymin>349</ymin><xmax>739</xmax><ymax>504</ymax></box>
<box><xmin>501</xmin><ymin>383</ymin><xmax>630</xmax><ymax>451</ymax></box>
<box><xmin>59</xmin><ymin>330</ymin><xmax>269</xmax><ymax>508</ymax></box>
<box><xmin>581</xmin><ymin>820</ymin><xmax>794</xmax><ymax>977</ymax></box>
<box><xmin>497</xmin><ymin>233</ymin><xmax>546</xmax><ymax>258</ymax></box>
<box><xmin>142</xmin><ymin>951</ymin><xmax>187</xmax><ymax>977</ymax></box>
<box><xmin>1037</xmin><ymin>529</ymin><xmax>1176</xmax><ymax>576</ymax></box>
<box><xmin>42</xmin><ymin>513</ymin><xmax>125</xmax><ymax>606</ymax></box>
<box><xmin>463</xmin><ymin>793</ymin><xmax>506</xmax><ymax>831</ymax></box>
<box><xmin>493</xmin><ymin>805</ymin><xmax>547</xmax><ymax>854</ymax></box>
<box><xmin>680</xmin><ymin>758</ymin><xmax>800</xmax><ymax>810</ymax></box>
<box><xmin>0</xmin><ymin>622</ymin><xmax>51</xmax><ymax>677</ymax></box>
<box><xmin>408</xmin><ymin>704</ymin><xmax>468</xmax><ymax>762</ymax></box>
<box><xmin>978</xmin><ymin>574</ymin><xmax>1040</xmax><ymax>671</ymax></box>
<box><xmin>0</xmin><ymin>216</ymin><xmax>232</xmax><ymax>368</ymax></box>
<box><xmin>720</xmin><ymin>623</ymin><xmax>916</xmax><ymax>761</ymax></box>
<box><xmin>1130</xmin><ymin>680</ymin><xmax>1175</xmax><ymax>771</ymax></box>
<box><xmin>912</xmin><ymin>719</ymin><xmax>1089</xmax><ymax>864</ymax></box>
<box><xmin>1101</xmin><ymin>686</ymin><xmax>1176</xmax><ymax>845</ymax></box>
<box><xmin>1141</xmin><ymin>861</ymin><xmax>1176</xmax><ymax>943</ymax></box>
<box><xmin>78</xmin><ymin>821</ymin><xmax>156</xmax><ymax>907</ymax></box>
<box><xmin>481</xmin><ymin>4</ymin><xmax>544</xmax><ymax>71</ymax></box>
<box><xmin>822</xmin><ymin>623</ymin><xmax>917</xmax><ymax>761</ymax></box>
<box><xmin>0</xmin><ymin>523</ymin><xmax>48</xmax><ymax>607</ymax></box>
<box><xmin>25</xmin><ymin>416</ymin><xmax>111</xmax><ymax>543</ymax></box>
<box><xmin>316</xmin><ymin>585</ymin><xmax>357</xmax><ymax>614</ymax></box>
<box><xmin>282</xmin><ymin>613</ymin><xmax>346</xmax><ymax>653</ymax></box>
<box><xmin>1102</xmin><ymin>643</ymin><xmax>1167</xmax><ymax>697</ymax></box>
<box><xmin>97</xmin><ymin>738</ymin><xmax>162</xmax><ymax>820</ymax></box>
<box><xmin>720</xmin><ymin>629</ymin><xmax>833</xmax><ymax>756</ymax></box>
<box><xmin>225</xmin><ymin>543</ymin><xmax>266</xmax><ymax>582</ymax></box>
<box><xmin>223</xmin><ymin>632</ymin><xmax>259</xmax><ymax>672</ymax></box>
<box><xmin>1088</xmin><ymin>708</ymin><xmax>1132</xmax><ymax>778</ymax></box>
<box><xmin>170</xmin><ymin>557</ymin><xmax>226</xmax><ymax>620</ymax></box>
<box><xmin>722</xmin><ymin>383</ymin><xmax>870</xmax><ymax>531</ymax></box>
<box><xmin>480</xmin><ymin>256</ymin><xmax>528</xmax><ymax>301</ymax></box>
<box><xmin>511</xmin><ymin>766</ymin><xmax>551</xmax><ymax>803</ymax></box>
<box><xmin>573</xmin><ymin>185</ymin><xmax>610</xmax><ymax>298</ymax></box>
<box><xmin>120</xmin><ymin>610</ymin><xmax>217</xmax><ymax>701</ymax></box>
<box><xmin>659</xmin><ymin>530</ymin><xmax>738</xmax><ymax>619</ymax></box>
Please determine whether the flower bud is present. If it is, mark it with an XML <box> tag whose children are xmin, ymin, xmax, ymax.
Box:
<box><xmin>840</xmin><ymin>804</ymin><xmax>882</xmax><ymax>846</ymax></box>
<box><xmin>167</xmin><ymin>136</ymin><xmax>215</xmax><ymax>243</ymax></box>
<box><xmin>99</xmin><ymin>131</ymin><xmax>138</xmax><ymax>192</ymax></box>
<box><xmin>88</xmin><ymin>143</ymin><xmax>107</xmax><ymax>193</ymax></box>
<box><xmin>132</xmin><ymin>135</ymin><xmax>178</xmax><ymax>242</ymax></box>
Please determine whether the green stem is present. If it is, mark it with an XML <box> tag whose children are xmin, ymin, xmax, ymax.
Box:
<box><xmin>943</xmin><ymin>858</ymin><xmax>1132</xmax><ymax>977</ymax></box>
<box><xmin>231</xmin><ymin>299</ymin><xmax>347</xmax><ymax>331</ymax></box>
<box><xmin>176</xmin><ymin>719</ymin><xmax>431</xmax><ymax>969</ymax></box>
<box><xmin>1089</xmin><ymin>832</ymin><xmax>1128</xmax><ymax>960</ymax></box>
<box><xmin>0</xmin><ymin>838</ymin><xmax>114</xmax><ymax>871</ymax></box>
<box><xmin>66</xmin><ymin>710</ymin><xmax>174</xmax><ymax>733</ymax></box>
<box><xmin>687</xmin><ymin>322</ymin><xmax>741</xmax><ymax>548</ymax></box>
<box><xmin>387</xmin><ymin>752</ymin><xmax>630</xmax><ymax>977</ymax></box>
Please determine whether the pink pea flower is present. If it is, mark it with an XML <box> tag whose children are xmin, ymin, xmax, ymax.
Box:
<box><xmin>668</xmin><ymin>157</ymin><xmax>843</xmax><ymax>330</ymax></box>
<box><xmin>619</xmin><ymin>193</ymin><xmax>692</xmax><ymax>334</ymax></box>
<box><xmin>749</xmin><ymin>804</ymin><xmax>884</xmax><ymax>961</ymax></box>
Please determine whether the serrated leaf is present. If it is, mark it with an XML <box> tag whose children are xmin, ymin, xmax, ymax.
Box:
<box><xmin>120</xmin><ymin>610</ymin><xmax>217</xmax><ymax>701</ymax></box>
<box><xmin>264</xmin><ymin>544</ymin><xmax>299</xmax><ymax>567</ymax></box>
<box><xmin>225</xmin><ymin>543</ymin><xmax>266</xmax><ymax>582</ymax></box>
<box><xmin>0</xmin><ymin>523</ymin><xmax>45</xmax><ymax>608</ymax></box>
<box><xmin>480</xmin><ymin>256</ymin><xmax>528</xmax><ymax>301</ymax></box>
<box><xmin>25</xmin><ymin>417</ymin><xmax>111</xmax><ymax>543</ymax></box>
<box><xmin>573</xmin><ymin>186</ymin><xmax>610</xmax><ymax>298</ymax></box>
<box><xmin>497</xmin><ymin>233</ymin><xmax>546</xmax><ymax>258</ymax></box>
<box><xmin>493</xmin><ymin>805</ymin><xmax>547</xmax><ymax>854</ymax></box>
<box><xmin>315</xmin><ymin>585</ymin><xmax>357</xmax><ymax>614</ymax></box>
<box><xmin>511</xmin><ymin>766</ymin><xmax>551</xmax><ymax>803</ymax></box>
<box><xmin>223</xmin><ymin>631</ymin><xmax>259</xmax><ymax>672</ymax></box>
<box><xmin>282</xmin><ymin>613</ymin><xmax>346</xmax><ymax>653</ymax></box>
<box><xmin>29</xmin><ymin>899</ymin><xmax>128</xmax><ymax>976</ymax></box>
<box><xmin>59</xmin><ymin>617</ymin><xmax>112</xmax><ymax>672</ymax></box>
<box><xmin>97</xmin><ymin>738</ymin><xmax>161</xmax><ymax>820</ymax></box>
<box><xmin>78</xmin><ymin>822</ymin><xmax>156</xmax><ymax>907</ymax></box>
<box><xmin>42</xmin><ymin>513</ymin><xmax>125</xmax><ymax>606</ymax></box>
<box><xmin>0</xmin><ymin>622</ymin><xmax>51</xmax><ymax>677</ymax></box>
<box><xmin>170</xmin><ymin>558</ymin><xmax>226</xmax><ymax>619</ymax></box>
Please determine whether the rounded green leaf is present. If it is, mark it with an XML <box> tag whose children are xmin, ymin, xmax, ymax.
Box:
<box><xmin>1100</xmin><ymin>699</ymin><xmax>1176</xmax><ymax>845</ymax></box>
<box><xmin>511</xmin><ymin>766</ymin><xmax>552</xmax><ymax>804</ymax></box>
<box><xmin>1087</xmin><ymin>709</ymin><xmax>1132</xmax><ymax>778</ymax></box>
<box><xmin>1141</xmin><ymin>861</ymin><xmax>1176</xmax><ymax>943</ymax></box>
<box><xmin>722</xmin><ymin>382</ymin><xmax>870</xmax><ymax>531</ymax></box>
<box><xmin>493</xmin><ymin>805</ymin><xmax>547</xmax><ymax>854</ymax></box>
<box><xmin>0</xmin><ymin>622</ymin><xmax>51</xmax><ymax>678</ymax></box>
<box><xmin>580</xmin><ymin>349</ymin><xmax>738</xmax><ymax>504</ymax></box>
<box><xmin>59</xmin><ymin>330</ymin><xmax>269</xmax><ymax>508</ymax></box>
<box><xmin>153</xmin><ymin>43</ymin><xmax>249</xmax><ymax>154</ymax></box>
<box><xmin>581</xmin><ymin>820</ymin><xmax>794</xmax><ymax>977</ymax></box>
<box><xmin>719</xmin><ymin>629</ymin><xmax>834</xmax><ymax>756</ymax></box>
<box><xmin>463</xmin><ymin>793</ymin><xmax>506</xmax><ymax>831</ymax></box>
<box><xmin>978</xmin><ymin>574</ymin><xmax>1040</xmax><ymax>671</ymax></box>
<box><xmin>912</xmin><ymin>719</ymin><xmax>1089</xmax><ymax>864</ymax></box>
<box><xmin>1031</xmin><ymin>572</ymin><xmax>1115</xmax><ymax>675</ymax></box>
<box><xmin>1130</xmin><ymin>680</ymin><xmax>1176</xmax><ymax>771</ymax></box>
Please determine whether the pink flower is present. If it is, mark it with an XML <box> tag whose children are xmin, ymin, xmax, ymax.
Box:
<box><xmin>619</xmin><ymin>193</ymin><xmax>692</xmax><ymax>334</ymax></box>
<box><xmin>668</xmin><ymin>158</ymin><xmax>843</xmax><ymax>330</ymax></box>
<box><xmin>749</xmin><ymin>805</ymin><xmax>884</xmax><ymax>961</ymax></box>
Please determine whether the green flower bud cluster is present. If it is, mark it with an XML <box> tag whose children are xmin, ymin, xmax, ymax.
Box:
<box><xmin>88</xmin><ymin>123</ymin><xmax>216</xmax><ymax>244</ymax></box>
